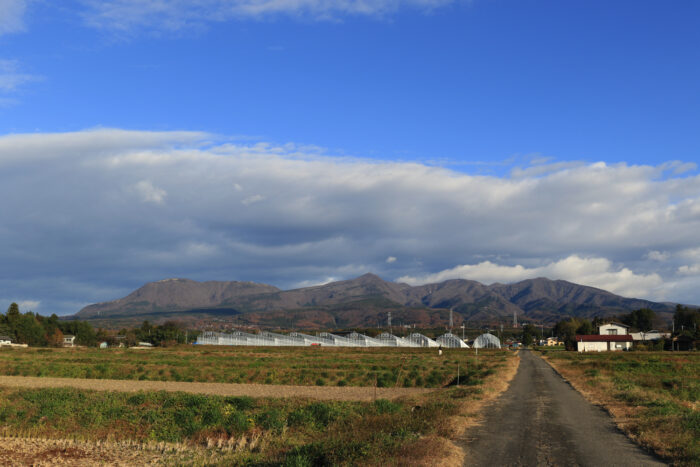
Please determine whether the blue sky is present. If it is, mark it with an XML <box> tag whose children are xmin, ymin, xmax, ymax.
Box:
<box><xmin>1</xmin><ymin>0</ymin><xmax>700</xmax><ymax>315</ymax></box>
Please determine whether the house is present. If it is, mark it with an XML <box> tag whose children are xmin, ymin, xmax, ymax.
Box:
<box><xmin>630</xmin><ymin>330</ymin><xmax>670</xmax><ymax>341</ymax></box>
<box><xmin>63</xmin><ymin>335</ymin><xmax>76</xmax><ymax>347</ymax></box>
<box><xmin>546</xmin><ymin>337</ymin><xmax>563</xmax><ymax>346</ymax></box>
<box><xmin>0</xmin><ymin>335</ymin><xmax>12</xmax><ymax>346</ymax></box>
<box><xmin>576</xmin><ymin>334</ymin><xmax>633</xmax><ymax>352</ymax></box>
<box><xmin>598</xmin><ymin>323</ymin><xmax>629</xmax><ymax>335</ymax></box>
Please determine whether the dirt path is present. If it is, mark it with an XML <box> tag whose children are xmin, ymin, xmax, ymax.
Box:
<box><xmin>461</xmin><ymin>350</ymin><xmax>667</xmax><ymax>466</ymax></box>
<box><xmin>0</xmin><ymin>375</ymin><xmax>431</xmax><ymax>401</ymax></box>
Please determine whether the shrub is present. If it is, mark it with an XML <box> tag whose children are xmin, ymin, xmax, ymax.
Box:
<box><xmin>256</xmin><ymin>408</ymin><xmax>285</xmax><ymax>433</ymax></box>
<box><xmin>373</xmin><ymin>399</ymin><xmax>401</xmax><ymax>415</ymax></box>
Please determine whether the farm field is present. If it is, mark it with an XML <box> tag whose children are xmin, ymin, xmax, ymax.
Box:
<box><xmin>540</xmin><ymin>350</ymin><xmax>699</xmax><ymax>466</ymax></box>
<box><xmin>0</xmin><ymin>345</ymin><xmax>484</xmax><ymax>388</ymax></box>
<box><xmin>0</xmin><ymin>346</ymin><xmax>518</xmax><ymax>465</ymax></box>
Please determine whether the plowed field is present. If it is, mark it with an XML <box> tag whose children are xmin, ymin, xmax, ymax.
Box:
<box><xmin>0</xmin><ymin>375</ymin><xmax>431</xmax><ymax>401</ymax></box>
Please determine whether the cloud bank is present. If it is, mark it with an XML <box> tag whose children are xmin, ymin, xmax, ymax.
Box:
<box><xmin>1</xmin><ymin>128</ymin><xmax>700</xmax><ymax>314</ymax></box>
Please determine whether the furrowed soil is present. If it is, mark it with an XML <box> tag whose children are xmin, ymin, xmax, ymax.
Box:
<box><xmin>0</xmin><ymin>375</ymin><xmax>430</xmax><ymax>401</ymax></box>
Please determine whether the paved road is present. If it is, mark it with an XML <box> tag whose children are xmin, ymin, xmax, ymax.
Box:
<box><xmin>462</xmin><ymin>350</ymin><xmax>666</xmax><ymax>466</ymax></box>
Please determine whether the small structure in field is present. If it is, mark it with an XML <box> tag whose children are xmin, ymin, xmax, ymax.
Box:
<box><xmin>407</xmin><ymin>333</ymin><xmax>439</xmax><ymax>348</ymax></box>
<box><xmin>546</xmin><ymin>337</ymin><xmax>563</xmax><ymax>346</ymax></box>
<box><xmin>0</xmin><ymin>335</ymin><xmax>13</xmax><ymax>346</ymax></box>
<box><xmin>63</xmin><ymin>335</ymin><xmax>76</xmax><ymax>347</ymax></box>
<box><xmin>473</xmin><ymin>333</ymin><xmax>501</xmax><ymax>349</ymax></box>
<box><xmin>436</xmin><ymin>333</ymin><xmax>469</xmax><ymax>348</ymax></box>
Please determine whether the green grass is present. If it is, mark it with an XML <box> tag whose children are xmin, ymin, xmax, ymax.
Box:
<box><xmin>0</xmin><ymin>348</ymin><xmax>514</xmax><ymax>465</ymax></box>
<box><xmin>0</xmin><ymin>345</ymin><xmax>493</xmax><ymax>388</ymax></box>
<box><xmin>541</xmin><ymin>350</ymin><xmax>699</xmax><ymax>466</ymax></box>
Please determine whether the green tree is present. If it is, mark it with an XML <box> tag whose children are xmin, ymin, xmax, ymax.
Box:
<box><xmin>622</xmin><ymin>308</ymin><xmax>655</xmax><ymax>332</ymax></box>
<box><xmin>673</xmin><ymin>305</ymin><xmax>699</xmax><ymax>337</ymax></box>
<box><xmin>15</xmin><ymin>312</ymin><xmax>47</xmax><ymax>346</ymax></box>
<box><xmin>554</xmin><ymin>317</ymin><xmax>593</xmax><ymax>350</ymax></box>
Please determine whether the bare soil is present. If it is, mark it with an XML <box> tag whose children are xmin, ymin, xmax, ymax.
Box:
<box><xmin>0</xmin><ymin>375</ymin><xmax>431</xmax><ymax>401</ymax></box>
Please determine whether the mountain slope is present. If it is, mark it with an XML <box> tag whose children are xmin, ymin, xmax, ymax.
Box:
<box><xmin>73</xmin><ymin>274</ymin><xmax>678</xmax><ymax>327</ymax></box>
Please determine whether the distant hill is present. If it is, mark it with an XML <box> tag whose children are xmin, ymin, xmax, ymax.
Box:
<box><xmin>72</xmin><ymin>273</ymin><xmax>677</xmax><ymax>328</ymax></box>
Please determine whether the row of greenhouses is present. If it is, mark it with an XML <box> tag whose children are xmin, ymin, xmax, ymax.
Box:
<box><xmin>196</xmin><ymin>330</ymin><xmax>501</xmax><ymax>349</ymax></box>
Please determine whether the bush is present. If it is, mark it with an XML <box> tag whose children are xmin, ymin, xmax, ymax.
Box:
<box><xmin>225</xmin><ymin>396</ymin><xmax>254</xmax><ymax>411</ymax></box>
<box><xmin>373</xmin><ymin>399</ymin><xmax>401</xmax><ymax>414</ymax></box>
<box><xmin>257</xmin><ymin>408</ymin><xmax>285</xmax><ymax>433</ymax></box>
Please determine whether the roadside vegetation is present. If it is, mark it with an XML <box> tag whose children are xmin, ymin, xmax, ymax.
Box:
<box><xmin>540</xmin><ymin>350</ymin><xmax>699</xmax><ymax>466</ymax></box>
<box><xmin>0</xmin><ymin>348</ymin><xmax>518</xmax><ymax>465</ymax></box>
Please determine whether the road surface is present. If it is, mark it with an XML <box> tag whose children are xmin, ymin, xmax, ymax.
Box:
<box><xmin>462</xmin><ymin>350</ymin><xmax>666</xmax><ymax>466</ymax></box>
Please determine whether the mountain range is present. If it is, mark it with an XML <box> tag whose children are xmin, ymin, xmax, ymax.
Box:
<box><xmin>72</xmin><ymin>274</ymin><xmax>677</xmax><ymax>329</ymax></box>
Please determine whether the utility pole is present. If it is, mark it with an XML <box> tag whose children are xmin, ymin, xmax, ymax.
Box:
<box><xmin>461</xmin><ymin>323</ymin><xmax>465</xmax><ymax>341</ymax></box>
<box><xmin>449</xmin><ymin>308</ymin><xmax>454</xmax><ymax>333</ymax></box>
<box><xmin>388</xmin><ymin>311</ymin><xmax>392</xmax><ymax>335</ymax></box>
<box><xmin>513</xmin><ymin>310</ymin><xmax>517</xmax><ymax>328</ymax></box>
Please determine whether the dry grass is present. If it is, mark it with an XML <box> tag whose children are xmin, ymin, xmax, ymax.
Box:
<box><xmin>429</xmin><ymin>350</ymin><xmax>521</xmax><ymax>466</ymax></box>
<box><xmin>540</xmin><ymin>350</ymin><xmax>699</xmax><ymax>466</ymax></box>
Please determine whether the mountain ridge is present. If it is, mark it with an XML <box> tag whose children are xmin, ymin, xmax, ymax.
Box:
<box><xmin>73</xmin><ymin>273</ymin><xmax>677</xmax><ymax>328</ymax></box>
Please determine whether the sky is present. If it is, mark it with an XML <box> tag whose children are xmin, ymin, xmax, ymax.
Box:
<box><xmin>1</xmin><ymin>0</ymin><xmax>700</xmax><ymax>315</ymax></box>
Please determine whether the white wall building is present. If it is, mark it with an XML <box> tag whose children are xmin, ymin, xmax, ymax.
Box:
<box><xmin>598</xmin><ymin>323</ymin><xmax>629</xmax><ymax>335</ymax></box>
<box><xmin>576</xmin><ymin>335</ymin><xmax>633</xmax><ymax>352</ymax></box>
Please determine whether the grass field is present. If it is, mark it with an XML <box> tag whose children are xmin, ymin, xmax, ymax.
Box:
<box><xmin>0</xmin><ymin>345</ymin><xmax>484</xmax><ymax>388</ymax></box>
<box><xmin>539</xmin><ymin>350</ymin><xmax>699</xmax><ymax>466</ymax></box>
<box><xmin>0</xmin><ymin>346</ymin><xmax>518</xmax><ymax>465</ymax></box>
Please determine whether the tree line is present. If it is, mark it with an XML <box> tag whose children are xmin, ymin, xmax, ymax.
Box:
<box><xmin>1</xmin><ymin>303</ymin><xmax>199</xmax><ymax>347</ymax></box>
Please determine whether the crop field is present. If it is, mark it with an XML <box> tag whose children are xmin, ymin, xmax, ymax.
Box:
<box><xmin>540</xmin><ymin>350</ymin><xmax>699</xmax><ymax>466</ymax></box>
<box><xmin>0</xmin><ymin>345</ymin><xmax>485</xmax><ymax>388</ymax></box>
<box><xmin>0</xmin><ymin>346</ymin><xmax>518</xmax><ymax>465</ymax></box>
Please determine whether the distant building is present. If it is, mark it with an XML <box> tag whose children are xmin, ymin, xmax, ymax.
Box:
<box><xmin>99</xmin><ymin>341</ymin><xmax>108</xmax><ymax>349</ymax></box>
<box><xmin>598</xmin><ymin>323</ymin><xmax>629</xmax><ymax>336</ymax></box>
<box><xmin>63</xmin><ymin>335</ymin><xmax>76</xmax><ymax>347</ymax></box>
<box><xmin>576</xmin><ymin>334</ymin><xmax>633</xmax><ymax>352</ymax></box>
<box><xmin>546</xmin><ymin>337</ymin><xmax>563</xmax><ymax>346</ymax></box>
<box><xmin>630</xmin><ymin>330</ymin><xmax>669</xmax><ymax>341</ymax></box>
<box><xmin>0</xmin><ymin>335</ymin><xmax>13</xmax><ymax>346</ymax></box>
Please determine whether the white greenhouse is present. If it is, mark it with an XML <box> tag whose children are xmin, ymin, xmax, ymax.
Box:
<box><xmin>196</xmin><ymin>330</ymin><xmax>450</xmax><ymax>348</ymax></box>
<box><xmin>472</xmin><ymin>333</ymin><xmax>501</xmax><ymax>349</ymax></box>
<box><xmin>436</xmin><ymin>333</ymin><xmax>469</xmax><ymax>348</ymax></box>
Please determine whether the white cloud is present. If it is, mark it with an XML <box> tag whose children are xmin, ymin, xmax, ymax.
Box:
<box><xmin>678</xmin><ymin>264</ymin><xmax>700</xmax><ymax>276</ymax></box>
<box><xmin>398</xmin><ymin>256</ymin><xmax>664</xmax><ymax>299</ymax></box>
<box><xmin>0</xmin><ymin>0</ymin><xmax>26</xmax><ymax>35</ymax></box>
<box><xmin>0</xmin><ymin>59</ymin><xmax>40</xmax><ymax>94</ymax></box>
<box><xmin>241</xmin><ymin>194</ymin><xmax>264</xmax><ymax>205</ymax></box>
<box><xmin>17</xmin><ymin>300</ymin><xmax>40</xmax><ymax>311</ymax></box>
<box><xmin>646</xmin><ymin>250</ymin><xmax>670</xmax><ymax>262</ymax></box>
<box><xmin>81</xmin><ymin>0</ymin><xmax>458</xmax><ymax>33</ymax></box>
<box><xmin>386</xmin><ymin>256</ymin><xmax>397</xmax><ymax>263</ymax></box>
<box><xmin>131</xmin><ymin>179</ymin><xmax>167</xmax><ymax>204</ymax></box>
<box><xmin>1</xmin><ymin>128</ymin><xmax>700</xmax><ymax>314</ymax></box>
